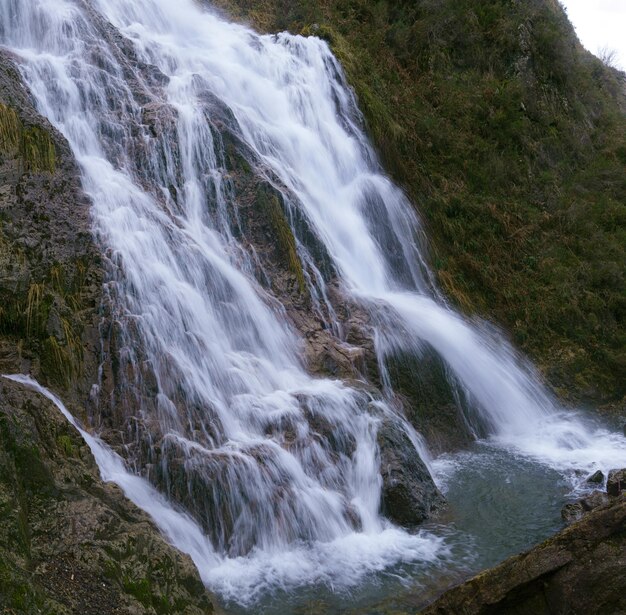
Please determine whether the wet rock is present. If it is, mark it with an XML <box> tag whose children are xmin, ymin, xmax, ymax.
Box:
<box><xmin>581</xmin><ymin>490</ymin><xmax>609</xmax><ymax>511</ymax></box>
<box><xmin>0</xmin><ymin>377</ymin><xmax>214</xmax><ymax>613</ymax></box>
<box><xmin>422</xmin><ymin>495</ymin><xmax>626</xmax><ymax>615</ymax></box>
<box><xmin>377</xmin><ymin>417</ymin><xmax>445</xmax><ymax>527</ymax></box>
<box><xmin>561</xmin><ymin>501</ymin><xmax>584</xmax><ymax>524</ymax></box>
<box><xmin>384</xmin><ymin>349</ymin><xmax>475</xmax><ymax>454</ymax></box>
<box><xmin>562</xmin><ymin>490</ymin><xmax>610</xmax><ymax>525</ymax></box>
<box><xmin>607</xmin><ymin>468</ymin><xmax>626</xmax><ymax>497</ymax></box>
<box><xmin>0</xmin><ymin>51</ymin><xmax>103</xmax><ymax>404</ymax></box>
<box><xmin>586</xmin><ymin>469</ymin><xmax>604</xmax><ymax>484</ymax></box>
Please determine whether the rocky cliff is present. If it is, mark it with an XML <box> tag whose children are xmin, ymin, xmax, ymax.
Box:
<box><xmin>0</xmin><ymin>50</ymin><xmax>102</xmax><ymax>415</ymax></box>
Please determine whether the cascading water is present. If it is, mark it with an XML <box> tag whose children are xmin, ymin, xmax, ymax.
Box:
<box><xmin>2</xmin><ymin>0</ymin><xmax>625</xmax><ymax>608</ymax></box>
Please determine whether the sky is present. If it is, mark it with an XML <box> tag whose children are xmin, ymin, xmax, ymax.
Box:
<box><xmin>558</xmin><ymin>0</ymin><xmax>626</xmax><ymax>70</ymax></box>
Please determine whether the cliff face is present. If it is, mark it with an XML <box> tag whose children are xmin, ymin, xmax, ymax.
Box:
<box><xmin>0</xmin><ymin>51</ymin><xmax>103</xmax><ymax>414</ymax></box>
<box><xmin>211</xmin><ymin>0</ymin><xmax>626</xmax><ymax>408</ymax></box>
<box><xmin>0</xmin><ymin>54</ymin><xmax>215</xmax><ymax>613</ymax></box>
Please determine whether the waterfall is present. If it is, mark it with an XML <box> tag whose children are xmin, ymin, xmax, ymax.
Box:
<box><xmin>1</xmin><ymin>0</ymin><xmax>624</xmax><ymax>603</ymax></box>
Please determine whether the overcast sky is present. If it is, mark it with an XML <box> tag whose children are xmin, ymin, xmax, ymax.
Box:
<box><xmin>559</xmin><ymin>0</ymin><xmax>626</xmax><ymax>70</ymax></box>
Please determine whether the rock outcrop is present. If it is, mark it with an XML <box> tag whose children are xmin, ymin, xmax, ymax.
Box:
<box><xmin>0</xmin><ymin>377</ymin><xmax>214</xmax><ymax>614</ymax></box>
<box><xmin>607</xmin><ymin>469</ymin><xmax>626</xmax><ymax>498</ymax></box>
<box><xmin>421</xmin><ymin>494</ymin><xmax>626</xmax><ymax>615</ymax></box>
<box><xmin>378</xmin><ymin>417</ymin><xmax>445</xmax><ymax>526</ymax></box>
<box><xmin>0</xmin><ymin>51</ymin><xmax>103</xmax><ymax>416</ymax></box>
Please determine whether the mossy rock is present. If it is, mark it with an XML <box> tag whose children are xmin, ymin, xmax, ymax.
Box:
<box><xmin>0</xmin><ymin>102</ymin><xmax>56</xmax><ymax>173</ymax></box>
<box><xmin>0</xmin><ymin>378</ymin><xmax>215</xmax><ymax>614</ymax></box>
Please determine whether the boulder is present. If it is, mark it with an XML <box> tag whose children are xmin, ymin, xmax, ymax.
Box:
<box><xmin>421</xmin><ymin>495</ymin><xmax>626</xmax><ymax>615</ymax></box>
<box><xmin>377</xmin><ymin>417</ymin><xmax>445</xmax><ymax>527</ymax></box>
<box><xmin>586</xmin><ymin>469</ymin><xmax>604</xmax><ymax>484</ymax></box>
<box><xmin>607</xmin><ymin>468</ymin><xmax>626</xmax><ymax>497</ymax></box>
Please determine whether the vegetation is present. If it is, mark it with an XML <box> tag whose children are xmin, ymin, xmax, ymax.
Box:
<box><xmin>0</xmin><ymin>255</ymin><xmax>86</xmax><ymax>390</ymax></box>
<box><xmin>257</xmin><ymin>186</ymin><xmax>307</xmax><ymax>293</ymax></box>
<box><xmin>0</xmin><ymin>102</ymin><xmax>56</xmax><ymax>173</ymax></box>
<box><xmin>212</xmin><ymin>0</ymin><xmax>626</xmax><ymax>404</ymax></box>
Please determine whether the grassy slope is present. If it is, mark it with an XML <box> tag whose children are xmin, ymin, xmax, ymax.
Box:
<box><xmin>211</xmin><ymin>0</ymin><xmax>626</xmax><ymax>406</ymax></box>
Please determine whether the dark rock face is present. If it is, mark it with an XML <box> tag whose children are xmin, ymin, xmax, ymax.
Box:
<box><xmin>377</xmin><ymin>418</ymin><xmax>445</xmax><ymax>527</ymax></box>
<box><xmin>422</xmin><ymin>494</ymin><xmax>626</xmax><ymax>615</ymax></box>
<box><xmin>0</xmin><ymin>52</ymin><xmax>103</xmax><ymax>410</ymax></box>
<box><xmin>0</xmin><ymin>377</ymin><xmax>213</xmax><ymax>614</ymax></box>
<box><xmin>384</xmin><ymin>349</ymin><xmax>475</xmax><ymax>454</ymax></box>
<box><xmin>607</xmin><ymin>468</ymin><xmax>626</xmax><ymax>497</ymax></box>
<box><xmin>586</xmin><ymin>469</ymin><xmax>604</xmax><ymax>484</ymax></box>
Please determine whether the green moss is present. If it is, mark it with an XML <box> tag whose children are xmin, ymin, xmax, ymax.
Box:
<box><xmin>41</xmin><ymin>336</ymin><xmax>74</xmax><ymax>388</ymax></box>
<box><xmin>56</xmin><ymin>434</ymin><xmax>76</xmax><ymax>457</ymax></box>
<box><xmin>20</xmin><ymin>126</ymin><xmax>56</xmax><ymax>173</ymax></box>
<box><xmin>123</xmin><ymin>577</ymin><xmax>153</xmax><ymax>606</ymax></box>
<box><xmin>0</xmin><ymin>102</ymin><xmax>56</xmax><ymax>173</ymax></box>
<box><xmin>0</xmin><ymin>102</ymin><xmax>21</xmax><ymax>151</ymax></box>
<box><xmin>122</xmin><ymin>575</ymin><xmax>174</xmax><ymax>614</ymax></box>
<box><xmin>257</xmin><ymin>187</ymin><xmax>307</xmax><ymax>293</ymax></box>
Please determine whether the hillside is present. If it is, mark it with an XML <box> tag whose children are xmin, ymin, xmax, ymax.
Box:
<box><xmin>211</xmin><ymin>0</ymin><xmax>626</xmax><ymax>407</ymax></box>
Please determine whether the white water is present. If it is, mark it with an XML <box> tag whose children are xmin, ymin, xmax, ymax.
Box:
<box><xmin>1</xmin><ymin>0</ymin><xmax>625</xmax><ymax>604</ymax></box>
<box><xmin>1</xmin><ymin>374</ymin><xmax>220</xmax><ymax>581</ymax></box>
<box><xmin>2</xmin><ymin>374</ymin><xmax>449</xmax><ymax>606</ymax></box>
